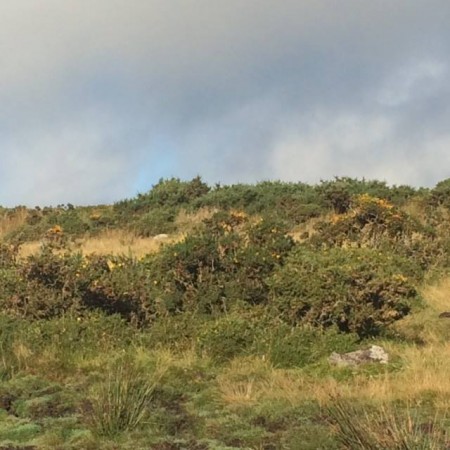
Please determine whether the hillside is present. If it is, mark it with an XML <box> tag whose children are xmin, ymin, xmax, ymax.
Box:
<box><xmin>0</xmin><ymin>176</ymin><xmax>449</xmax><ymax>449</ymax></box>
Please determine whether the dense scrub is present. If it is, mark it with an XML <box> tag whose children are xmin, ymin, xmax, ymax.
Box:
<box><xmin>0</xmin><ymin>177</ymin><xmax>449</xmax><ymax>448</ymax></box>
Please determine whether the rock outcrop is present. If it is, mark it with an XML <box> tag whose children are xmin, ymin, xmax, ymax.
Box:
<box><xmin>329</xmin><ymin>345</ymin><xmax>389</xmax><ymax>367</ymax></box>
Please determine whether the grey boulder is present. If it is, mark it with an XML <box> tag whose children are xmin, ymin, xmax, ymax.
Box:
<box><xmin>329</xmin><ymin>345</ymin><xmax>389</xmax><ymax>367</ymax></box>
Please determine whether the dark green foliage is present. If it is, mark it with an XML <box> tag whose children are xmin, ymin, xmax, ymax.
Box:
<box><xmin>133</xmin><ymin>207</ymin><xmax>177</xmax><ymax>236</ymax></box>
<box><xmin>269</xmin><ymin>246</ymin><xmax>420</xmax><ymax>338</ymax></box>
<box><xmin>0</xmin><ymin>243</ymin><xmax>18</xmax><ymax>268</ymax></box>
<box><xmin>114</xmin><ymin>176</ymin><xmax>210</xmax><ymax>216</ymax></box>
<box><xmin>84</xmin><ymin>255</ymin><xmax>162</xmax><ymax>323</ymax></box>
<box><xmin>320</xmin><ymin>178</ymin><xmax>353</xmax><ymax>213</ymax></box>
<box><xmin>267</xmin><ymin>325</ymin><xmax>358</xmax><ymax>368</ymax></box>
<box><xmin>317</xmin><ymin>177</ymin><xmax>419</xmax><ymax>208</ymax></box>
<box><xmin>197</xmin><ymin>314</ymin><xmax>262</xmax><ymax>362</ymax></box>
<box><xmin>430</xmin><ymin>178</ymin><xmax>450</xmax><ymax>208</ymax></box>
<box><xmin>195</xmin><ymin>180</ymin><xmax>326</xmax><ymax>223</ymax></box>
<box><xmin>0</xmin><ymin>211</ymin><xmax>293</xmax><ymax>324</ymax></box>
<box><xmin>3</xmin><ymin>177</ymin><xmax>449</xmax><ymax>338</ymax></box>
<box><xmin>151</xmin><ymin>211</ymin><xmax>295</xmax><ymax>315</ymax></box>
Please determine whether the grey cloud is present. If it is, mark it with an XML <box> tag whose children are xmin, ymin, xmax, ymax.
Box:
<box><xmin>1</xmin><ymin>1</ymin><xmax>450</xmax><ymax>205</ymax></box>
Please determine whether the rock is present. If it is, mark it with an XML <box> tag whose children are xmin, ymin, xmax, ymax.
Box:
<box><xmin>439</xmin><ymin>312</ymin><xmax>450</xmax><ymax>318</ymax></box>
<box><xmin>329</xmin><ymin>345</ymin><xmax>389</xmax><ymax>367</ymax></box>
<box><xmin>153</xmin><ymin>234</ymin><xmax>169</xmax><ymax>241</ymax></box>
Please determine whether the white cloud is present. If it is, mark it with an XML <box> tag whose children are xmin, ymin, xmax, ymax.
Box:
<box><xmin>270</xmin><ymin>109</ymin><xmax>450</xmax><ymax>188</ymax></box>
<box><xmin>270</xmin><ymin>113</ymin><xmax>395</xmax><ymax>183</ymax></box>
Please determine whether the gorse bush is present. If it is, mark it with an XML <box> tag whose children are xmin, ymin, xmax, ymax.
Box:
<box><xmin>113</xmin><ymin>177</ymin><xmax>210</xmax><ymax>221</ymax></box>
<box><xmin>312</xmin><ymin>194</ymin><xmax>423</xmax><ymax>248</ymax></box>
<box><xmin>0</xmin><ymin>178</ymin><xmax>447</xmax><ymax>334</ymax></box>
<box><xmin>317</xmin><ymin>177</ymin><xmax>418</xmax><ymax>210</ymax></box>
<box><xmin>0</xmin><ymin>211</ymin><xmax>294</xmax><ymax>324</ymax></box>
<box><xmin>309</xmin><ymin>193</ymin><xmax>447</xmax><ymax>273</ymax></box>
<box><xmin>430</xmin><ymin>178</ymin><xmax>450</xmax><ymax>208</ymax></box>
<box><xmin>151</xmin><ymin>211</ymin><xmax>295</xmax><ymax>314</ymax></box>
<box><xmin>194</xmin><ymin>180</ymin><xmax>326</xmax><ymax>223</ymax></box>
<box><xmin>84</xmin><ymin>255</ymin><xmax>154</xmax><ymax>320</ymax></box>
<box><xmin>269</xmin><ymin>246</ymin><xmax>420</xmax><ymax>338</ymax></box>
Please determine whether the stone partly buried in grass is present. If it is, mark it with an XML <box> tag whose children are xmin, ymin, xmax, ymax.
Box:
<box><xmin>328</xmin><ymin>345</ymin><xmax>389</xmax><ymax>367</ymax></box>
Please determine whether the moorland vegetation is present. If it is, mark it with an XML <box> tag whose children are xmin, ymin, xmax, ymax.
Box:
<box><xmin>0</xmin><ymin>176</ymin><xmax>449</xmax><ymax>449</ymax></box>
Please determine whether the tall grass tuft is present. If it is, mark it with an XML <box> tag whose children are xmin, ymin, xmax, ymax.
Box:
<box><xmin>90</xmin><ymin>357</ymin><xmax>168</xmax><ymax>437</ymax></box>
<box><xmin>325</xmin><ymin>397</ymin><xmax>449</xmax><ymax>449</ymax></box>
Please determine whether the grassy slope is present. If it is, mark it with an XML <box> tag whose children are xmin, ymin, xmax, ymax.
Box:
<box><xmin>0</xmin><ymin>281</ymin><xmax>449</xmax><ymax>449</ymax></box>
<box><xmin>0</xmin><ymin>179</ymin><xmax>449</xmax><ymax>449</ymax></box>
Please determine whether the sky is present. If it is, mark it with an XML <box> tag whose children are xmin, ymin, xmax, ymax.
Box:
<box><xmin>1</xmin><ymin>1</ymin><xmax>450</xmax><ymax>206</ymax></box>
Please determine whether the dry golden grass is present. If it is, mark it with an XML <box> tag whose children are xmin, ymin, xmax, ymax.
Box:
<box><xmin>392</xmin><ymin>276</ymin><xmax>450</xmax><ymax>345</ymax></box>
<box><xmin>217</xmin><ymin>359</ymin><xmax>342</xmax><ymax>408</ymax></box>
<box><xmin>217</xmin><ymin>347</ymin><xmax>450</xmax><ymax>410</ymax></box>
<box><xmin>79</xmin><ymin>229</ymin><xmax>184</xmax><ymax>258</ymax></box>
<box><xmin>338</xmin><ymin>279</ymin><xmax>450</xmax><ymax>404</ymax></box>
<box><xmin>17</xmin><ymin>229</ymin><xmax>186</xmax><ymax>259</ymax></box>
<box><xmin>16</xmin><ymin>207</ymin><xmax>215</xmax><ymax>259</ymax></box>
<box><xmin>421</xmin><ymin>276</ymin><xmax>450</xmax><ymax>313</ymax></box>
<box><xmin>0</xmin><ymin>207</ymin><xmax>28</xmax><ymax>239</ymax></box>
<box><xmin>400</xmin><ymin>198</ymin><xmax>426</xmax><ymax>222</ymax></box>
<box><xmin>216</xmin><ymin>278</ymin><xmax>450</xmax><ymax>410</ymax></box>
<box><xmin>216</xmin><ymin>357</ymin><xmax>271</xmax><ymax>406</ymax></box>
<box><xmin>18</xmin><ymin>241</ymin><xmax>42</xmax><ymax>258</ymax></box>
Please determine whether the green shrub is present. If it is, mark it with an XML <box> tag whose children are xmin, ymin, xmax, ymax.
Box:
<box><xmin>197</xmin><ymin>315</ymin><xmax>263</xmax><ymax>362</ymax></box>
<box><xmin>13</xmin><ymin>248</ymin><xmax>90</xmax><ymax>318</ymax></box>
<box><xmin>430</xmin><ymin>178</ymin><xmax>450</xmax><ymax>208</ymax></box>
<box><xmin>266</xmin><ymin>325</ymin><xmax>358</xmax><ymax>368</ymax></box>
<box><xmin>113</xmin><ymin>177</ymin><xmax>210</xmax><ymax>224</ymax></box>
<box><xmin>195</xmin><ymin>180</ymin><xmax>326</xmax><ymax>224</ymax></box>
<box><xmin>0</xmin><ymin>243</ymin><xmax>18</xmax><ymax>268</ymax></box>
<box><xmin>133</xmin><ymin>207</ymin><xmax>177</xmax><ymax>237</ymax></box>
<box><xmin>141</xmin><ymin>313</ymin><xmax>203</xmax><ymax>351</ymax></box>
<box><xmin>317</xmin><ymin>177</ymin><xmax>418</xmax><ymax>208</ymax></box>
<box><xmin>22</xmin><ymin>313</ymin><xmax>135</xmax><ymax>356</ymax></box>
<box><xmin>84</xmin><ymin>255</ymin><xmax>161</xmax><ymax>323</ymax></box>
<box><xmin>149</xmin><ymin>212</ymin><xmax>294</xmax><ymax>315</ymax></box>
<box><xmin>269</xmin><ymin>246</ymin><xmax>420</xmax><ymax>338</ymax></box>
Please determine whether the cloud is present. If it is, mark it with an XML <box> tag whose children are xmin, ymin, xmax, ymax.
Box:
<box><xmin>270</xmin><ymin>112</ymin><xmax>393</xmax><ymax>182</ymax></box>
<box><xmin>1</xmin><ymin>1</ymin><xmax>450</xmax><ymax>205</ymax></box>
<box><xmin>376</xmin><ymin>60</ymin><xmax>448</xmax><ymax>107</ymax></box>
